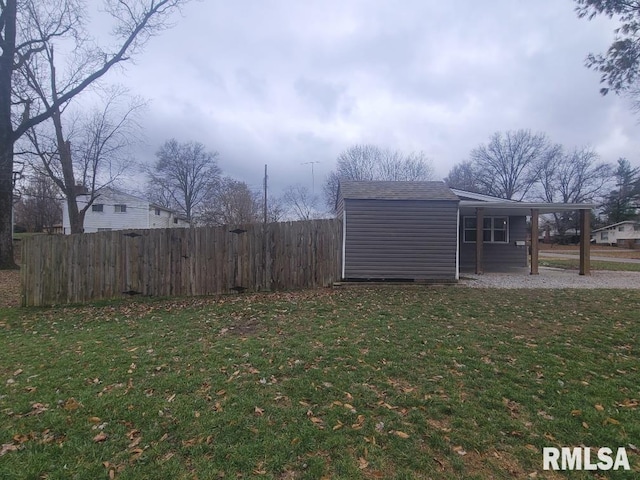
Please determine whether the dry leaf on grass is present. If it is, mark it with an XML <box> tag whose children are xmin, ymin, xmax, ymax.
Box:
<box><xmin>0</xmin><ymin>443</ymin><xmax>20</xmax><ymax>456</ymax></box>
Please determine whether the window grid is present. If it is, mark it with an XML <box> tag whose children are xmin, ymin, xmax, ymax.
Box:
<box><xmin>463</xmin><ymin>216</ymin><xmax>509</xmax><ymax>243</ymax></box>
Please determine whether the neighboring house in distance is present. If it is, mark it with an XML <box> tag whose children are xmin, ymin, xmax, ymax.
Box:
<box><xmin>62</xmin><ymin>188</ymin><xmax>190</xmax><ymax>234</ymax></box>
<box><xmin>592</xmin><ymin>221</ymin><xmax>640</xmax><ymax>247</ymax></box>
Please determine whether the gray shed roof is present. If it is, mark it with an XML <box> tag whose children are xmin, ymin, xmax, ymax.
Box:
<box><xmin>339</xmin><ymin>181</ymin><xmax>459</xmax><ymax>201</ymax></box>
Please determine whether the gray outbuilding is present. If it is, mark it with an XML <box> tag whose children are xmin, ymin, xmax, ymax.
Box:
<box><xmin>337</xmin><ymin>181</ymin><xmax>460</xmax><ymax>281</ymax></box>
<box><xmin>336</xmin><ymin>180</ymin><xmax>596</xmax><ymax>281</ymax></box>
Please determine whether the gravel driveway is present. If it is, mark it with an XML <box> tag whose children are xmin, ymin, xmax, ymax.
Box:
<box><xmin>461</xmin><ymin>267</ymin><xmax>640</xmax><ymax>289</ymax></box>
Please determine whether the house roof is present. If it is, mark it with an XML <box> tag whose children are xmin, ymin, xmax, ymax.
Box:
<box><xmin>337</xmin><ymin>181</ymin><xmax>595</xmax><ymax>215</ymax></box>
<box><xmin>592</xmin><ymin>220</ymin><xmax>640</xmax><ymax>233</ymax></box>
<box><xmin>339</xmin><ymin>181</ymin><xmax>460</xmax><ymax>201</ymax></box>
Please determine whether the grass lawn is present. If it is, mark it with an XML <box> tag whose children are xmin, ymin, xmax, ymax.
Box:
<box><xmin>538</xmin><ymin>258</ymin><xmax>640</xmax><ymax>272</ymax></box>
<box><xmin>0</xmin><ymin>288</ymin><xmax>638</xmax><ymax>479</ymax></box>
<box><xmin>540</xmin><ymin>245</ymin><xmax>640</xmax><ymax>260</ymax></box>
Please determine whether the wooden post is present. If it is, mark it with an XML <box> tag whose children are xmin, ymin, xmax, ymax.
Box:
<box><xmin>579</xmin><ymin>209</ymin><xmax>591</xmax><ymax>276</ymax></box>
<box><xmin>530</xmin><ymin>209</ymin><xmax>539</xmax><ymax>275</ymax></box>
<box><xmin>475</xmin><ymin>207</ymin><xmax>484</xmax><ymax>275</ymax></box>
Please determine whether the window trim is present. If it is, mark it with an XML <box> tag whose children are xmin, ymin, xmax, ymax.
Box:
<box><xmin>463</xmin><ymin>216</ymin><xmax>509</xmax><ymax>244</ymax></box>
<box><xmin>114</xmin><ymin>204</ymin><xmax>127</xmax><ymax>213</ymax></box>
<box><xmin>91</xmin><ymin>204</ymin><xmax>104</xmax><ymax>212</ymax></box>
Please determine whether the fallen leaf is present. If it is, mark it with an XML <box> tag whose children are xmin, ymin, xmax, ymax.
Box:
<box><xmin>12</xmin><ymin>434</ymin><xmax>28</xmax><ymax>444</ymax></box>
<box><xmin>616</xmin><ymin>399</ymin><xmax>638</xmax><ymax>409</ymax></box>
<box><xmin>254</xmin><ymin>406</ymin><xmax>264</xmax><ymax>416</ymax></box>
<box><xmin>0</xmin><ymin>444</ymin><xmax>20</xmax><ymax>456</ymax></box>
<box><xmin>453</xmin><ymin>445</ymin><xmax>467</xmax><ymax>456</ymax></box>
<box><xmin>537</xmin><ymin>410</ymin><xmax>554</xmax><ymax>420</ymax></box>
<box><xmin>393</xmin><ymin>430</ymin><xmax>410</xmax><ymax>439</ymax></box>
<box><xmin>358</xmin><ymin>457</ymin><xmax>369</xmax><ymax>469</ymax></box>
<box><xmin>24</xmin><ymin>403</ymin><xmax>48</xmax><ymax>417</ymax></box>
<box><xmin>167</xmin><ymin>394</ymin><xmax>176</xmax><ymax>403</ymax></box>
<box><xmin>63</xmin><ymin>398</ymin><xmax>81</xmax><ymax>411</ymax></box>
<box><xmin>351</xmin><ymin>415</ymin><xmax>365</xmax><ymax>430</ymax></box>
<box><xmin>128</xmin><ymin>436</ymin><xmax>142</xmax><ymax>448</ymax></box>
<box><xmin>88</xmin><ymin>416</ymin><xmax>101</xmax><ymax>424</ymax></box>
<box><xmin>93</xmin><ymin>432</ymin><xmax>108</xmax><ymax>443</ymax></box>
<box><xmin>603</xmin><ymin>417</ymin><xmax>620</xmax><ymax>425</ymax></box>
<box><xmin>594</xmin><ymin>404</ymin><xmax>604</xmax><ymax>411</ymax></box>
<box><xmin>570</xmin><ymin>409</ymin><xmax>582</xmax><ymax>417</ymax></box>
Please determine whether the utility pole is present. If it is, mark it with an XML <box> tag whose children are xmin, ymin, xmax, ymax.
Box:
<box><xmin>301</xmin><ymin>161</ymin><xmax>320</xmax><ymax>194</ymax></box>
<box><xmin>263</xmin><ymin>164</ymin><xmax>268</xmax><ymax>225</ymax></box>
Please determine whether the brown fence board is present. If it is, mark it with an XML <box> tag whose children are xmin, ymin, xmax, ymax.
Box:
<box><xmin>21</xmin><ymin>219</ymin><xmax>342</xmax><ymax>306</ymax></box>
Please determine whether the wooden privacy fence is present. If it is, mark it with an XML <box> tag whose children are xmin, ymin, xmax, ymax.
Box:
<box><xmin>21</xmin><ymin>219</ymin><xmax>342</xmax><ymax>306</ymax></box>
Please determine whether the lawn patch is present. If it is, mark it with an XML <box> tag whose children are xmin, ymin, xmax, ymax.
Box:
<box><xmin>1</xmin><ymin>288</ymin><xmax>638</xmax><ymax>478</ymax></box>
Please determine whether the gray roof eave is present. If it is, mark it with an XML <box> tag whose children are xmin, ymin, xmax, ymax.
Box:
<box><xmin>459</xmin><ymin>201</ymin><xmax>596</xmax><ymax>215</ymax></box>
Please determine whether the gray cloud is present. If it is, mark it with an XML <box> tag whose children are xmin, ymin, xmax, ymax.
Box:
<box><xmin>103</xmin><ymin>0</ymin><xmax>640</xmax><ymax>194</ymax></box>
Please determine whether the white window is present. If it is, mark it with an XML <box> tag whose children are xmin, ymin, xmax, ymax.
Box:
<box><xmin>92</xmin><ymin>204</ymin><xmax>103</xmax><ymax>212</ymax></box>
<box><xmin>114</xmin><ymin>204</ymin><xmax>127</xmax><ymax>213</ymax></box>
<box><xmin>463</xmin><ymin>216</ymin><xmax>509</xmax><ymax>243</ymax></box>
<box><xmin>618</xmin><ymin>225</ymin><xmax>625</xmax><ymax>232</ymax></box>
<box><xmin>634</xmin><ymin>225</ymin><xmax>640</xmax><ymax>232</ymax></box>
<box><xmin>155</xmin><ymin>208</ymin><xmax>161</xmax><ymax>216</ymax></box>
<box><xmin>601</xmin><ymin>232</ymin><xmax>609</xmax><ymax>241</ymax></box>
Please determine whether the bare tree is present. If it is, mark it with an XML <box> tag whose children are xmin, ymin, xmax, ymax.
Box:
<box><xmin>13</xmin><ymin>172</ymin><xmax>62</xmax><ymax>232</ymax></box>
<box><xmin>146</xmin><ymin>139</ymin><xmax>221</xmax><ymax>223</ymax></box>
<box><xmin>0</xmin><ymin>0</ymin><xmax>189</xmax><ymax>267</ymax></box>
<box><xmin>324</xmin><ymin>144</ymin><xmax>434</xmax><ymax>209</ymax></box>
<box><xmin>283</xmin><ymin>184</ymin><xmax>323</xmax><ymax>220</ymax></box>
<box><xmin>444</xmin><ymin>160</ymin><xmax>486</xmax><ymax>193</ymax></box>
<box><xmin>266</xmin><ymin>195</ymin><xmax>287</xmax><ymax>223</ymax></box>
<box><xmin>535</xmin><ymin>146</ymin><xmax>613</xmax><ymax>238</ymax></box>
<box><xmin>22</xmin><ymin>87</ymin><xmax>145</xmax><ymax>233</ymax></box>
<box><xmin>470</xmin><ymin>130</ymin><xmax>555</xmax><ymax>200</ymax></box>
<box><xmin>200</xmin><ymin>177</ymin><xmax>261</xmax><ymax>226</ymax></box>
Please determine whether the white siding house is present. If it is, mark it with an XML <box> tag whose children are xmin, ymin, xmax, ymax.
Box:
<box><xmin>592</xmin><ymin>221</ymin><xmax>640</xmax><ymax>246</ymax></box>
<box><xmin>62</xmin><ymin>188</ymin><xmax>190</xmax><ymax>234</ymax></box>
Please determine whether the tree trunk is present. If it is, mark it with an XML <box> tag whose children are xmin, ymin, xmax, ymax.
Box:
<box><xmin>0</xmin><ymin>0</ymin><xmax>18</xmax><ymax>269</ymax></box>
<box><xmin>0</xmin><ymin>147</ymin><xmax>17</xmax><ymax>268</ymax></box>
<box><xmin>52</xmin><ymin>108</ymin><xmax>84</xmax><ymax>234</ymax></box>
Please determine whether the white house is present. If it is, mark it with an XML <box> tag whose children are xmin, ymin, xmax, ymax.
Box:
<box><xmin>62</xmin><ymin>188</ymin><xmax>190</xmax><ymax>234</ymax></box>
<box><xmin>592</xmin><ymin>220</ymin><xmax>640</xmax><ymax>247</ymax></box>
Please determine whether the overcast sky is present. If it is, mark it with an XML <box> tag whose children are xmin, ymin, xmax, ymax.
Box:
<box><xmin>97</xmin><ymin>0</ymin><xmax>640</xmax><ymax>198</ymax></box>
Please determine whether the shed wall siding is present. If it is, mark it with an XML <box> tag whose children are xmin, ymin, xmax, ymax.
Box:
<box><xmin>459</xmin><ymin>216</ymin><xmax>528</xmax><ymax>271</ymax></box>
<box><xmin>344</xmin><ymin>199</ymin><xmax>458</xmax><ymax>280</ymax></box>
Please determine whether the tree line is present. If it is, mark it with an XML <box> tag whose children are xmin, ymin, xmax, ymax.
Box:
<box><xmin>444</xmin><ymin>129</ymin><xmax>640</xmax><ymax>237</ymax></box>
